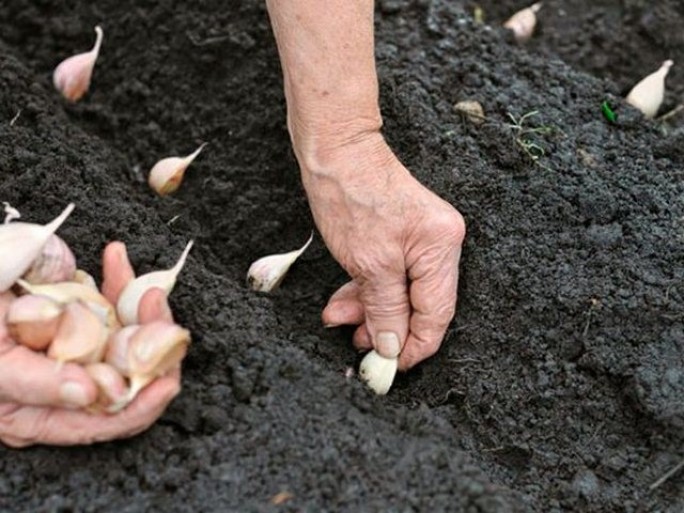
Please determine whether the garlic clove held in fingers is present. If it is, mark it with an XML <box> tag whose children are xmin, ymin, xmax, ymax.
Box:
<box><xmin>53</xmin><ymin>25</ymin><xmax>104</xmax><ymax>102</ymax></box>
<box><xmin>359</xmin><ymin>350</ymin><xmax>398</xmax><ymax>395</ymax></box>
<box><xmin>148</xmin><ymin>143</ymin><xmax>207</xmax><ymax>196</ymax></box>
<box><xmin>6</xmin><ymin>295</ymin><xmax>63</xmax><ymax>351</ymax></box>
<box><xmin>503</xmin><ymin>2</ymin><xmax>542</xmax><ymax>43</ymax></box>
<box><xmin>105</xmin><ymin>325</ymin><xmax>139</xmax><ymax>376</ymax></box>
<box><xmin>73</xmin><ymin>269</ymin><xmax>98</xmax><ymax>291</ymax></box>
<box><xmin>0</xmin><ymin>203</ymin><xmax>74</xmax><ymax>292</ymax></box>
<box><xmin>22</xmin><ymin>234</ymin><xmax>76</xmax><ymax>285</ymax></box>
<box><xmin>85</xmin><ymin>363</ymin><xmax>129</xmax><ymax>413</ymax></box>
<box><xmin>47</xmin><ymin>301</ymin><xmax>109</xmax><ymax>365</ymax></box>
<box><xmin>116</xmin><ymin>240</ymin><xmax>194</xmax><ymax>326</ymax></box>
<box><xmin>126</xmin><ymin>321</ymin><xmax>190</xmax><ymax>402</ymax></box>
<box><xmin>626</xmin><ymin>60</ymin><xmax>674</xmax><ymax>119</ymax></box>
<box><xmin>247</xmin><ymin>232</ymin><xmax>313</xmax><ymax>292</ymax></box>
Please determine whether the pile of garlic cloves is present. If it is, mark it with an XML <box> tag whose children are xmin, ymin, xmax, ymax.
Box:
<box><xmin>0</xmin><ymin>204</ymin><xmax>192</xmax><ymax>413</ymax></box>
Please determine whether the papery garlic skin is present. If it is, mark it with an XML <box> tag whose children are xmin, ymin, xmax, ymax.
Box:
<box><xmin>0</xmin><ymin>203</ymin><xmax>74</xmax><ymax>292</ymax></box>
<box><xmin>626</xmin><ymin>60</ymin><xmax>674</xmax><ymax>119</ymax></box>
<box><xmin>85</xmin><ymin>363</ymin><xmax>128</xmax><ymax>413</ymax></box>
<box><xmin>359</xmin><ymin>350</ymin><xmax>398</xmax><ymax>395</ymax></box>
<box><xmin>53</xmin><ymin>25</ymin><xmax>103</xmax><ymax>102</ymax></box>
<box><xmin>47</xmin><ymin>301</ymin><xmax>108</xmax><ymax>365</ymax></box>
<box><xmin>116</xmin><ymin>240</ymin><xmax>194</xmax><ymax>326</ymax></box>
<box><xmin>22</xmin><ymin>235</ymin><xmax>76</xmax><ymax>285</ymax></box>
<box><xmin>6</xmin><ymin>295</ymin><xmax>63</xmax><ymax>351</ymax></box>
<box><xmin>503</xmin><ymin>2</ymin><xmax>542</xmax><ymax>43</ymax></box>
<box><xmin>148</xmin><ymin>143</ymin><xmax>207</xmax><ymax>196</ymax></box>
<box><xmin>247</xmin><ymin>232</ymin><xmax>313</xmax><ymax>292</ymax></box>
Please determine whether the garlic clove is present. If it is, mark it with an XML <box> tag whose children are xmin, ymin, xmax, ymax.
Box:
<box><xmin>6</xmin><ymin>294</ymin><xmax>63</xmax><ymax>351</ymax></box>
<box><xmin>454</xmin><ymin>100</ymin><xmax>486</xmax><ymax>125</ymax></box>
<box><xmin>22</xmin><ymin>234</ymin><xmax>76</xmax><ymax>285</ymax></box>
<box><xmin>16</xmin><ymin>279</ymin><xmax>119</xmax><ymax>330</ymax></box>
<box><xmin>359</xmin><ymin>350</ymin><xmax>398</xmax><ymax>395</ymax></box>
<box><xmin>0</xmin><ymin>203</ymin><xmax>74</xmax><ymax>292</ymax></box>
<box><xmin>0</xmin><ymin>291</ymin><xmax>17</xmax><ymax>344</ymax></box>
<box><xmin>503</xmin><ymin>2</ymin><xmax>542</xmax><ymax>43</ymax></box>
<box><xmin>625</xmin><ymin>60</ymin><xmax>674</xmax><ymax>119</ymax></box>
<box><xmin>85</xmin><ymin>362</ymin><xmax>128</xmax><ymax>412</ymax></box>
<box><xmin>47</xmin><ymin>301</ymin><xmax>109</xmax><ymax>365</ymax></box>
<box><xmin>247</xmin><ymin>232</ymin><xmax>313</xmax><ymax>292</ymax></box>
<box><xmin>126</xmin><ymin>321</ymin><xmax>190</xmax><ymax>401</ymax></box>
<box><xmin>53</xmin><ymin>25</ymin><xmax>103</xmax><ymax>102</ymax></box>
<box><xmin>73</xmin><ymin>269</ymin><xmax>98</xmax><ymax>290</ymax></box>
<box><xmin>148</xmin><ymin>143</ymin><xmax>207</xmax><ymax>196</ymax></box>
<box><xmin>105</xmin><ymin>325</ymin><xmax>139</xmax><ymax>376</ymax></box>
<box><xmin>116</xmin><ymin>240</ymin><xmax>194</xmax><ymax>326</ymax></box>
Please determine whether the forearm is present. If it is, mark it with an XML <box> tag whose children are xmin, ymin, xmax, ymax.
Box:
<box><xmin>265</xmin><ymin>0</ymin><xmax>383</xmax><ymax>163</ymax></box>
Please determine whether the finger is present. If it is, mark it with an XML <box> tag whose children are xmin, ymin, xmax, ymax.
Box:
<box><xmin>352</xmin><ymin>323</ymin><xmax>372</xmax><ymax>351</ymax></box>
<box><xmin>0</xmin><ymin>346</ymin><xmax>97</xmax><ymax>408</ymax></box>
<box><xmin>0</xmin><ymin>372</ymin><xmax>180</xmax><ymax>447</ymax></box>
<box><xmin>322</xmin><ymin>281</ymin><xmax>364</xmax><ymax>327</ymax></box>
<box><xmin>138</xmin><ymin>288</ymin><xmax>174</xmax><ymax>324</ymax></box>
<box><xmin>399</xmin><ymin>246</ymin><xmax>461</xmax><ymax>371</ymax></box>
<box><xmin>101</xmin><ymin>241</ymin><xmax>135</xmax><ymax>305</ymax></box>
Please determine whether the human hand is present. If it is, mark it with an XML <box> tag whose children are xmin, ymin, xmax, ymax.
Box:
<box><xmin>0</xmin><ymin>242</ymin><xmax>180</xmax><ymax>447</ymax></box>
<box><xmin>298</xmin><ymin>132</ymin><xmax>465</xmax><ymax>370</ymax></box>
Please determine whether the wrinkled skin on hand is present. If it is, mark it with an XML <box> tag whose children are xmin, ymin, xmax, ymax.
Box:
<box><xmin>303</xmin><ymin>133</ymin><xmax>466</xmax><ymax>370</ymax></box>
<box><xmin>0</xmin><ymin>242</ymin><xmax>181</xmax><ymax>447</ymax></box>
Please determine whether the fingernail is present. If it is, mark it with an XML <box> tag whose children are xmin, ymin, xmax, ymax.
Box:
<box><xmin>60</xmin><ymin>381</ymin><xmax>90</xmax><ymax>407</ymax></box>
<box><xmin>376</xmin><ymin>331</ymin><xmax>400</xmax><ymax>359</ymax></box>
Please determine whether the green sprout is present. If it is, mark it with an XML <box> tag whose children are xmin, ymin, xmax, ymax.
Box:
<box><xmin>601</xmin><ymin>101</ymin><xmax>617</xmax><ymax>123</ymax></box>
<box><xmin>506</xmin><ymin>111</ymin><xmax>553</xmax><ymax>164</ymax></box>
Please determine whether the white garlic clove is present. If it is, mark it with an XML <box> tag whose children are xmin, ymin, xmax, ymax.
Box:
<box><xmin>17</xmin><ymin>279</ymin><xmax>119</xmax><ymax>330</ymax></box>
<box><xmin>0</xmin><ymin>291</ymin><xmax>17</xmax><ymax>344</ymax></box>
<box><xmin>73</xmin><ymin>269</ymin><xmax>98</xmax><ymax>290</ymax></box>
<box><xmin>247</xmin><ymin>232</ymin><xmax>313</xmax><ymax>292</ymax></box>
<box><xmin>116</xmin><ymin>240</ymin><xmax>194</xmax><ymax>326</ymax></box>
<box><xmin>503</xmin><ymin>2</ymin><xmax>542</xmax><ymax>43</ymax></box>
<box><xmin>22</xmin><ymin>234</ymin><xmax>76</xmax><ymax>285</ymax></box>
<box><xmin>6</xmin><ymin>294</ymin><xmax>63</xmax><ymax>351</ymax></box>
<box><xmin>359</xmin><ymin>350</ymin><xmax>398</xmax><ymax>395</ymax></box>
<box><xmin>0</xmin><ymin>203</ymin><xmax>74</xmax><ymax>292</ymax></box>
<box><xmin>85</xmin><ymin>362</ymin><xmax>129</xmax><ymax>413</ymax></box>
<box><xmin>148</xmin><ymin>143</ymin><xmax>207</xmax><ymax>196</ymax></box>
<box><xmin>626</xmin><ymin>60</ymin><xmax>674</xmax><ymax>119</ymax></box>
<box><xmin>53</xmin><ymin>25</ymin><xmax>103</xmax><ymax>102</ymax></box>
<box><xmin>3</xmin><ymin>202</ymin><xmax>20</xmax><ymax>224</ymax></box>
<box><xmin>105</xmin><ymin>325</ymin><xmax>139</xmax><ymax>376</ymax></box>
<box><xmin>126</xmin><ymin>321</ymin><xmax>190</xmax><ymax>402</ymax></box>
<box><xmin>47</xmin><ymin>301</ymin><xmax>108</xmax><ymax>365</ymax></box>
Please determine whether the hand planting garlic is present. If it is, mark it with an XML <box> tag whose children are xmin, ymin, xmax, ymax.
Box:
<box><xmin>148</xmin><ymin>143</ymin><xmax>207</xmax><ymax>195</ymax></box>
<box><xmin>359</xmin><ymin>350</ymin><xmax>398</xmax><ymax>395</ymax></box>
<box><xmin>247</xmin><ymin>232</ymin><xmax>313</xmax><ymax>292</ymax></box>
<box><xmin>53</xmin><ymin>25</ymin><xmax>103</xmax><ymax>102</ymax></box>
<box><xmin>626</xmin><ymin>60</ymin><xmax>674</xmax><ymax>119</ymax></box>
<box><xmin>503</xmin><ymin>2</ymin><xmax>542</xmax><ymax>43</ymax></box>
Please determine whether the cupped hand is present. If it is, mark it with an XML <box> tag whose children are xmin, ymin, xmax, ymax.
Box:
<box><xmin>0</xmin><ymin>242</ymin><xmax>180</xmax><ymax>447</ymax></box>
<box><xmin>299</xmin><ymin>132</ymin><xmax>465</xmax><ymax>370</ymax></box>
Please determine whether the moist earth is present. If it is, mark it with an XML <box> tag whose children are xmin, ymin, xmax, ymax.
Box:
<box><xmin>0</xmin><ymin>0</ymin><xmax>683</xmax><ymax>511</ymax></box>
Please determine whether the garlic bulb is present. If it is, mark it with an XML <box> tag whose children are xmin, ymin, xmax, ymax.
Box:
<box><xmin>6</xmin><ymin>295</ymin><xmax>63</xmax><ymax>351</ymax></box>
<box><xmin>105</xmin><ymin>325</ymin><xmax>139</xmax><ymax>376</ymax></box>
<box><xmin>247</xmin><ymin>232</ymin><xmax>313</xmax><ymax>292</ymax></box>
<box><xmin>503</xmin><ymin>2</ymin><xmax>542</xmax><ymax>43</ymax></box>
<box><xmin>47</xmin><ymin>301</ymin><xmax>108</xmax><ymax>365</ymax></box>
<box><xmin>22</xmin><ymin>234</ymin><xmax>76</xmax><ymax>285</ymax></box>
<box><xmin>359</xmin><ymin>350</ymin><xmax>398</xmax><ymax>395</ymax></box>
<box><xmin>17</xmin><ymin>279</ymin><xmax>119</xmax><ymax>330</ymax></box>
<box><xmin>148</xmin><ymin>143</ymin><xmax>207</xmax><ymax>195</ymax></box>
<box><xmin>85</xmin><ymin>363</ymin><xmax>129</xmax><ymax>413</ymax></box>
<box><xmin>126</xmin><ymin>321</ymin><xmax>190</xmax><ymax>401</ymax></box>
<box><xmin>53</xmin><ymin>25</ymin><xmax>103</xmax><ymax>102</ymax></box>
<box><xmin>626</xmin><ymin>60</ymin><xmax>674</xmax><ymax>119</ymax></box>
<box><xmin>116</xmin><ymin>240</ymin><xmax>194</xmax><ymax>326</ymax></box>
<box><xmin>0</xmin><ymin>203</ymin><xmax>74</xmax><ymax>292</ymax></box>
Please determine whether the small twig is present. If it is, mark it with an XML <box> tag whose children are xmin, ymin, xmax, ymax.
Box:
<box><xmin>167</xmin><ymin>214</ymin><xmax>181</xmax><ymax>225</ymax></box>
<box><xmin>9</xmin><ymin>109</ymin><xmax>21</xmax><ymax>126</ymax></box>
<box><xmin>657</xmin><ymin>104</ymin><xmax>684</xmax><ymax>123</ymax></box>
<box><xmin>186</xmin><ymin>30</ymin><xmax>231</xmax><ymax>47</ymax></box>
<box><xmin>649</xmin><ymin>458</ymin><xmax>684</xmax><ymax>491</ymax></box>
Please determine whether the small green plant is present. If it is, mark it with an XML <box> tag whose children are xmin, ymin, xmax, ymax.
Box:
<box><xmin>506</xmin><ymin>110</ymin><xmax>554</xmax><ymax>165</ymax></box>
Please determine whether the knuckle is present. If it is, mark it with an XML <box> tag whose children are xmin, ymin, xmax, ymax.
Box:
<box><xmin>434</xmin><ymin>209</ymin><xmax>466</xmax><ymax>244</ymax></box>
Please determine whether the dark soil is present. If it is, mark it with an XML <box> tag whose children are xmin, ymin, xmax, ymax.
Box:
<box><xmin>0</xmin><ymin>0</ymin><xmax>682</xmax><ymax>511</ymax></box>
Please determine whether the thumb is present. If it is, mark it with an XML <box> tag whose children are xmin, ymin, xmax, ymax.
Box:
<box><xmin>359</xmin><ymin>273</ymin><xmax>410</xmax><ymax>359</ymax></box>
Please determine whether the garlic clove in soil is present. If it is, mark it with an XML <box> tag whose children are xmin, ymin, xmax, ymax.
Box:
<box><xmin>6</xmin><ymin>294</ymin><xmax>64</xmax><ymax>351</ymax></box>
<box><xmin>85</xmin><ymin>363</ymin><xmax>129</xmax><ymax>413</ymax></box>
<box><xmin>105</xmin><ymin>324</ymin><xmax>139</xmax><ymax>376</ymax></box>
<box><xmin>148</xmin><ymin>143</ymin><xmax>207</xmax><ymax>196</ymax></box>
<box><xmin>53</xmin><ymin>25</ymin><xmax>104</xmax><ymax>102</ymax></box>
<box><xmin>359</xmin><ymin>350</ymin><xmax>398</xmax><ymax>396</ymax></box>
<box><xmin>17</xmin><ymin>279</ymin><xmax>119</xmax><ymax>330</ymax></box>
<box><xmin>116</xmin><ymin>240</ymin><xmax>194</xmax><ymax>326</ymax></box>
<box><xmin>126</xmin><ymin>321</ymin><xmax>190</xmax><ymax>402</ymax></box>
<box><xmin>454</xmin><ymin>100</ymin><xmax>486</xmax><ymax>125</ymax></box>
<box><xmin>625</xmin><ymin>60</ymin><xmax>674</xmax><ymax>119</ymax></box>
<box><xmin>0</xmin><ymin>203</ymin><xmax>74</xmax><ymax>292</ymax></box>
<box><xmin>47</xmin><ymin>301</ymin><xmax>109</xmax><ymax>366</ymax></box>
<box><xmin>247</xmin><ymin>232</ymin><xmax>314</xmax><ymax>292</ymax></box>
<box><xmin>22</xmin><ymin>234</ymin><xmax>76</xmax><ymax>285</ymax></box>
<box><xmin>503</xmin><ymin>2</ymin><xmax>542</xmax><ymax>43</ymax></box>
